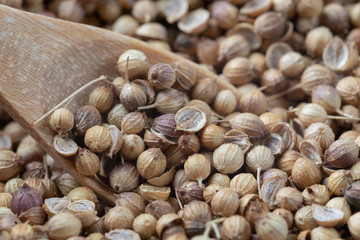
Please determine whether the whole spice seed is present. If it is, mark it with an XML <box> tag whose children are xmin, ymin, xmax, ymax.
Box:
<box><xmin>174</xmin><ymin>61</ymin><xmax>197</xmax><ymax>90</ymax></box>
<box><xmin>213</xmin><ymin>90</ymin><xmax>237</xmax><ymax>116</ymax></box>
<box><xmin>310</xmin><ymin>226</ymin><xmax>341</xmax><ymax>240</ymax></box>
<box><xmin>211</xmin><ymin>1</ymin><xmax>238</xmax><ymax>30</ymax></box>
<box><xmin>88</xmin><ymin>86</ymin><xmax>114</xmax><ymax>114</ymax></box>
<box><xmin>328</xmin><ymin>170</ymin><xmax>353</xmax><ymax>196</ymax></box>
<box><xmin>200</xmin><ymin>125</ymin><xmax>224</xmax><ymax>150</ymax></box>
<box><xmin>178</xmin><ymin>133</ymin><xmax>200</xmax><ymax>155</ymax></box>
<box><xmin>49</xmin><ymin>108</ymin><xmax>74</xmax><ymax>135</ymax></box>
<box><xmin>344</xmin><ymin>181</ymin><xmax>360</xmax><ymax>210</ymax></box>
<box><xmin>152</xmin><ymin>113</ymin><xmax>183</xmax><ymax>139</ymax></box>
<box><xmin>211</xmin><ymin>188</ymin><xmax>239</xmax><ymax>217</ymax></box>
<box><xmin>5</xmin><ymin>178</ymin><xmax>24</xmax><ymax>195</ymax></box>
<box><xmin>255</xmin><ymin>213</ymin><xmax>288</xmax><ymax>240</ymax></box>
<box><xmin>292</xmin><ymin>158</ymin><xmax>322</xmax><ymax>190</ymax></box>
<box><xmin>191</xmin><ymin>78</ymin><xmax>217</xmax><ymax>104</ymax></box>
<box><xmin>84</xmin><ymin>126</ymin><xmax>112</xmax><ymax>153</ymax></box>
<box><xmin>145</xmin><ymin>199</ymin><xmax>175</xmax><ymax>220</ymax></box>
<box><xmin>121</xmin><ymin>112</ymin><xmax>146</xmax><ymax>135</ymax></box>
<box><xmin>16</xmin><ymin>136</ymin><xmax>45</xmax><ymax>166</ymax></box>
<box><xmin>348</xmin><ymin>212</ymin><xmax>360</xmax><ymax>240</ymax></box>
<box><xmin>74</xmin><ymin>148</ymin><xmax>100</xmax><ymax>176</ymax></box>
<box><xmin>223</xmin><ymin>57</ymin><xmax>256</xmax><ymax>86</ymax></box>
<box><xmin>183</xmin><ymin>200</ymin><xmax>212</xmax><ymax>236</ymax></box>
<box><xmin>136</xmin><ymin>148</ymin><xmax>167</xmax><ymax>179</ymax></box>
<box><xmin>295</xmin><ymin>205</ymin><xmax>318</xmax><ymax>231</ymax></box>
<box><xmin>305</xmin><ymin>27</ymin><xmax>333</xmax><ymax>58</ymax></box>
<box><xmin>213</xmin><ymin>143</ymin><xmax>244</xmax><ymax>174</ymax></box>
<box><xmin>138</xmin><ymin>88</ymin><xmax>186</xmax><ymax>114</ymax></box>
<box><xmin>115</xmin><ymin>192</ymin><xmax>146</xmax><ymax>217</ymax></box>
<box><xmin>148</xmin><ymin>63</ymin><xmax>176</xmax><ymax>90</ymax></box>
<box><xmin>10</xmin><ymin>223</ymin><xmax>34</xmax><ymax>240</ymax></box>
<box><xmin>184</xmin><ymin>153</ymin><xmax>211</xmax><ymax>187</ymax></box>
<box><xmin>203</xmin><ymin>184</ymin><xmax>222</xmax><ymax>203</ymax></box>
<box><xmin>302</xmin><ymin>184</ymin><xmax>331</xmax><ymax>206</ymax></box>
<box><xmin>11</xmin><ymin>184</ymin><xmax>42</xmax><ymax>215</ymax></box>
<box><xmin>324</xmin><ymin>139</ymin><xmax>359</xmax><ymax>169</ymax></box>
<box><xmin>109</xmin><ymin>163</ymin><xmax>139</xmax><ymax>193</ymax></box>
<box><xmin>246</xmin><ymin>145</ymin><xmax>274</xmax><ymax>194</ymax></box>
<box><xmin>220</xmin><ymin>215</ymin><xmax>251</xmax><ymax>240</ymax></box>
<box><xmin>218</xmin><ymin>34</ymin><xmax>251</xmax><ymax>63</ymax></box>
<box><xmin>117</xmin><ymin>49</ymin><xmax>149</xmax><ymax>80</ymax></box>
<box><xmin>104</xmin><ymin>206</ymin><xmax>134</xmax><ymax>232</ymax></box>
<box><xmin>303</xmin><ymin>122</ymin><xmax>335</xmax><ymax>151</ymax></box>
<box><xmin>239</xmin><ymin>90</ymin><xmax>267</xmax><ymax>116</ymax></box>
<box><xmin>230</xmin><ymin>173</ymin><xmax>257</xmax><ymax>197</ymax></box>
<box><xmin>74</xmin><ymin>105</ymin><xmax>102</xmax><ymax>137</ymax></box>
<box><xmin>107</xmin><ymin>104</ymin><xmax>128</xmax><ymax>130</ymax></box>
<box><xmin>208</xmin><ymin>173</ymin><xmax>230</xmax><ymax>188</ymax></box>
<box><xmin>120</xmin><ymin>81</ymin><xmax>148</xmax><ymax>112</ymax></box>
<box><xmin>275</xmin><ymin>187</ymin><xmax>303</xmax><ymax>212</ymax></box>
<box><xmin>46</xmin><ymin>213</ymin><xmax>82</xmax><ymax>240</ymax></box>
<box><xmin>121</xmin><ymin>134</ymin><xmax>145</xmax><ymax>160</ymax></box>
<box><xmin>0</xmin><ymin>150</ymin><xmax>22</xmax><ymax>181</ymax></box>
<box><xmin>230</xmin><ymin>113</ymin><xmax>269</xmax><ymax>140</ymax></box>
<box><xmin>177</xmin><ymin>181</ymin><xmax>204</xmax><ymax>205</ymax></box>
<box><xmin>0</xmin><ymin>214</ymin><xmax>21</xmax><ymax>232</ymax></box>
<box><xmin>133</xmin><ymin>213</ymin><xmax>157</xmax><ymax>239</ymax></box>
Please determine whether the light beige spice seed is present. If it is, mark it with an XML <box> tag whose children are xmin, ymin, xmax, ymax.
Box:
<box><xmin>213</xmin><ymin>143</ymin><xmax>244</xmax><ymax>174</ymax></box>
<box><xmin>84</xmin><ymin>126</ymin><xmax>111</xmax><ymax>153</ymax></box>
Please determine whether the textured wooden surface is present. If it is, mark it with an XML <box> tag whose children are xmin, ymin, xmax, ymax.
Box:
<box><xmin>0</xmin><ymin>5</ymin><xmax>238</xmax><ymax>204</ymax></box>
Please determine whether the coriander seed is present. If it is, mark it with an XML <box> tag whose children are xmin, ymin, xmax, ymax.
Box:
<box><xmin>84</xmin><ymin>126</ymin><xmax>112</xmax><ymax>153</ymax></box>
<box><xmin>49</xmin><ymin>108</ymin><xmax>74</xmax><ymax>135</ymax></box>
<box><xmin>88</xmin><ymin>86</ymin><xmax>114</xmax><ymax>114</ymax></box>
<box><xmin>137</xmin><ymin>148</ymin><xmax>167</xmax><ymax>179</ymax></box>
<box><xmin>104</xmin><ymin>206</ymin><xmax>134</xmax><ymax>231</ymax></box>
<box><xmin>74</xmin><ymin>148</ymin><xmax>100</xmax><ymax>176</ymax></box>
<box><xmin>148</xmin><ymin>63</ymin><xmax>176</xmax><ymax>90</ymax></box>
<box><xmin>213</xmin><ymin>90</ymin><xmax>237</xmax><ymax>116</ymax></box>
<box><xmin>121</xmin><ymin>134</ymin><xmax>145</xmax><ymax>160</ymax></box>
<box><xmin>292</xmin><ymin>158</ymin><xmax>322</xmax><ymax>190</ymax></box>
<box><xmin>178</xmin><ymin>134</ymin><xmax>200</xmax><ymax>155</ymax></box>
<box><xmin>213</xmin><ymin>143</ymin><xmax>244</xmax><ymax>174</ymax></box>
<box><xmin>211</xmin><ymin>188</ymin><xmax>239</xmax><ymax>217</ymax></box>
<box><xmin>200</xmin><ymin>125</ymin><xmax>224</xmax><ymax>150</ymax></box>
<box><xmin>184</xmin><ymin>153</ymin><xmax>211</xmax><ymax>186</ymax></box>
<box><xmin>117</xmin><ymin>49</ymin><xmax>149</xmax><ymax>79</ymax></box>
<box><xmin>255</xmin><ymin>213</ymin><xmax>288</xmax><ymax>240</ymax></box>
<box><xmin>74</xmin><ymin>105</ymin><xmax>101</xmax><ymax>137</ymax></box>
<box><xmin>132</xmin><ymin>213</ymin><xmax>157</xmax><ymax>239</ymax></box>
<box><xmin>121</xmin><ymin>112</ymin><xmax>146</xmax><ymax>135</ymax></box>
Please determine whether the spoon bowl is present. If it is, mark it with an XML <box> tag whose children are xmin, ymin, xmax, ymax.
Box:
<box><xmin>0</xmin><ymin>5</ymin><xmax>238</xmax><ymax>204</ymax></box>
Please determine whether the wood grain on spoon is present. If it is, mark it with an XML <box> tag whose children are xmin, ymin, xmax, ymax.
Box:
<box><xmin>0</xmin><ymin>5</ymin><xmax>238</xmax><ymax>204</ymax></box>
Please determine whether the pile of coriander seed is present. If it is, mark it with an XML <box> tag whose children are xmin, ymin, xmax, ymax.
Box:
<box><xmin>2</xmin><ymin>0</ymin><xmax>360</xmax><ymax>240</ymax></box>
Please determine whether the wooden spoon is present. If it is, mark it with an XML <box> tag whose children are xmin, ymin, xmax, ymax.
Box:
<box><xmin>0</xmin><ymin>6</ymin><xmax>238</xmax><ymax>204</ymax></box>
